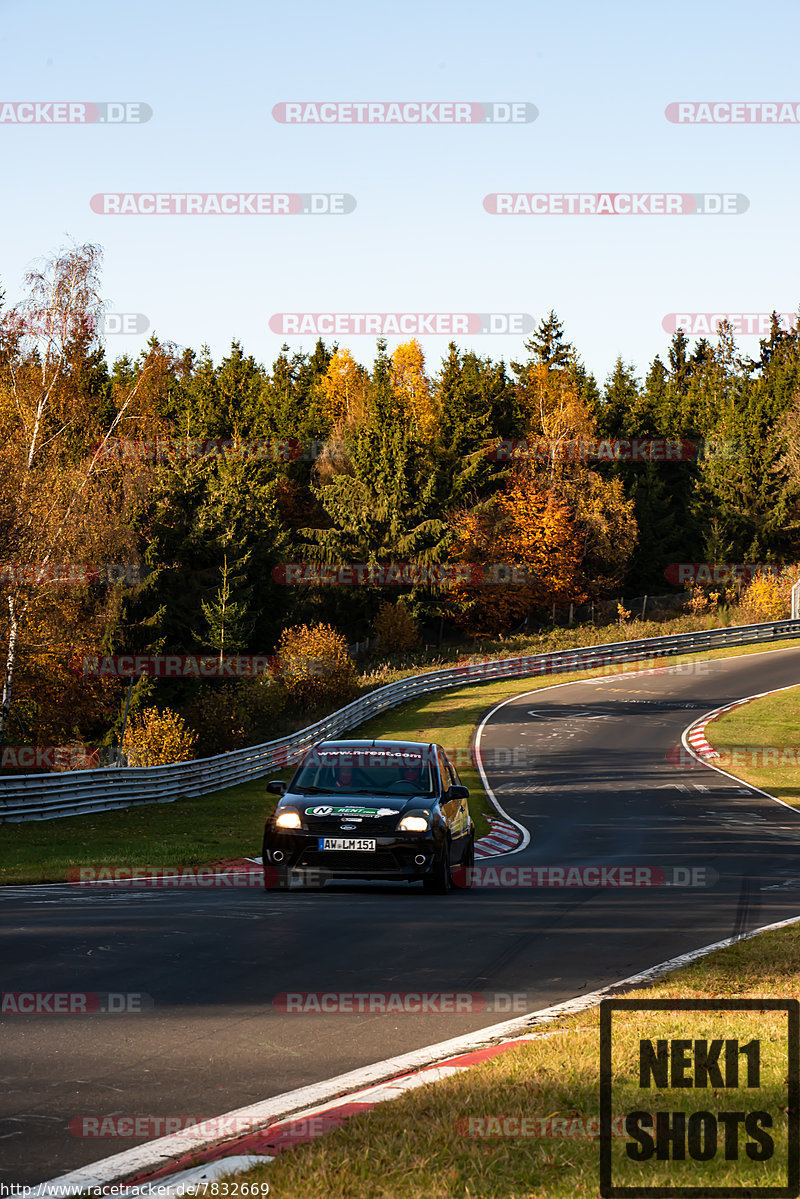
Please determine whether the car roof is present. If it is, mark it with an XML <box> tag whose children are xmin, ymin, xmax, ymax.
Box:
<box><xmin>314</xmin><ymin>739</ymin><xmax>437</xmax><ymax>753</ymax></box>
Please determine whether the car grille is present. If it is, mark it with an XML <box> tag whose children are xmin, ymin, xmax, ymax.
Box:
<box><xmin>307</xmin><ymin>817</ymin><xmax>399</xmax><ymax>832</ymax></box>
<box><xmin>299</xmin><ymin>851</ymin><xmax>401</xmax><ymax>871</ymax></box>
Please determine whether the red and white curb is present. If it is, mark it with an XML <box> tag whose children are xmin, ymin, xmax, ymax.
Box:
<box><xmin>37</xmin><ymin>911</ymin><xmax>800</xmax><ymax>1197</ymax></box>
<box><xmin>684</xmin><ymin>697</ymin><xmax>757</xmax><ymax>760</ymax></box>
<box><xmin>685</xmin><ymin>716</ymin><xmax>721</xmax><ymax>759</ymax></box>
<box><xmin>474</xmin><ymin>818</ymin><xmax>522</xmax><ymax>858</ymax></box>
<box><xmin>672</xmin><ymin>696</ymin><xmax>763</xmax><ymax>767</ymax></box>
<box><xmin>679</xmin><ymin>682</ymin><xmax>800</xmax><ymax>816</ymax></box>
<box><xmin>683</xmin><ymin>689</ymin><xmax>795</xmax><ymax>764</ymax></box>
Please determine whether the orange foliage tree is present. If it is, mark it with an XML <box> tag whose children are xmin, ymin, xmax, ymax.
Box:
<box><xmin>492</xmin><ymin>365</ymin><xmax>638</xmax><ymax>597</ymax></box>
<box><xmin>448</xmin><ymin>473</ymin><xmax>586</xmax><ymax>635</ymax></box>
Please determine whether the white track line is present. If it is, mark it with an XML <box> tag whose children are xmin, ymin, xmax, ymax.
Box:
<box><xmin>40</xmin><ymin>910</ymin><xmax>800</xmax><ymax>1195</ymax></box>
<box><xmin>36</xmin><ymin>649</ymin><xmax>800</xmax><ymax>1193</ymax></box>
<box><xmin>474</xmin><ymin>647</ymin><xmax>800</xmax><ymax>856</ymax></box>
<box><xmin>681</xmin><ymin>681</ymin><xmax>800</xmax><ymax>816</ymax></box>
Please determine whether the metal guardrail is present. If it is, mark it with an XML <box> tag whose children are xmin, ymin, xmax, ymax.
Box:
<box><xmin>3</xmin><ymin>618</ymin><xmax>800</xmax><ymax>822</ymax></box>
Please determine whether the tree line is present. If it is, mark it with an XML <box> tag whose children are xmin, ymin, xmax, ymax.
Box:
<box><xmin>2</xmin><ymin>243</ymin><xmax>799</xmax><ymax>755</ymax></box>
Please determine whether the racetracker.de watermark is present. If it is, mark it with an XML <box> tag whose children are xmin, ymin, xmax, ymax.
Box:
<box><xmin>273</xmin><ymin>562</ymin><xmax>539</xmax><ymax>586</ymax></box>
<box><xmin>272</xmin><ymin>991</ymin><xmax>533</xmax><ymax>1014</ymax></box>
<box><xmin>272</xmin><ymin>101</ymin><xmax>537</xmax><ymax>123</ymax></box>
<box><xmin>456</xmin><ymin>1114</ymin><xmax>628</xmax><ymax>1138</ymax></box>
<box><xmin>2</xmin><ymin>312</ymin><xmax>150</xmax><ymax>337</ymax></box>
<box><xmin>663</xmin><ymin>313</ymin><xmax>798</xmax><ymax>336</ymax></box>
<box><xmin>96</xmin><ymin>436</ymin><xmax>321</xmax><ymax>462</ymax></box>
<box><xmin>0</xmin><ymin>101</ymin><xmax>151</xmax><ymax>123</ymax></box>
<box><xmin>90</xmin><ymin>193</ymin><xmax>355</xmax><ymax>215</ymax></box>
<box><xmin>485</xmin><ymin>437</ymin><xmax>710</xmax><ymax>462</ymax></box>
<box><xmin>0</xmin><ymin>746</ymin><xmax>99</xmax><ymax>770</ymax></box>
<box><xmin>0</xmin><ymin>563</ymin><xmax>146</xmax><ymax>586</ymax></box>
<box><xmin>1</xmin><ymin>991</ymin><xmax>152</xmax><ymax>1014</ymax></box>
<box><xmin>673</xmin><ymin>744</ymin><xmax>800</xmax><ymax>770</ymax></box>
<box><xmin>666</xmin><ymin>101</ymin><xmax>800</xmax><ymax>123</ymax></box>
<box><xmin>458</xmin><ymin>865</ymin><xmax>716</xmax><ymax>889</ymax></box>
<box><xmin>80</xmin><ymin>654</ymin><xmax>279</xmax><ymax>677</ymax></box>
<box><xmin>484</xmin><ymin>193</ymin><xmax>749</xmax><ymax>215</ymax></box>
<box><xmin>69</xmin><ymin>1113</ymin><xmax>298</xmax><ymax>1139</ymax></box>
<box><xmin>269</xmin><ymin>313</ymin><xmax>533</xmax><ymax>335</ymax></box>
<box><xmin>664</xmin><ymin>562</ymin><xmax>797</xmax><ymax>585</ymax></box>
<box><xmin>67</xmin><ymin>866</ymin><xmax>263</xmax><ymax>888</ymax></box>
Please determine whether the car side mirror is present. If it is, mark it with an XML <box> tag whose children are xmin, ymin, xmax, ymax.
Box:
<box><xmin>267</xmin><ymin>780</ymin><xmax>287</xmax><ymax>795</ymax></box>
<box><xmin>450</xmin><ymin>785</ymin><xmax>469</xmax><ymax>800</ymax></box>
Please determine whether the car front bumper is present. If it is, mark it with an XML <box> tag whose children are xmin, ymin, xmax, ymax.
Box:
<box><xmin>262</xmin><ymin>828</ymin><xmax>444</xmax><ymax>882</ymax></box>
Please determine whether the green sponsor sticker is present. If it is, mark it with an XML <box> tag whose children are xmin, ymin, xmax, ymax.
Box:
<box><xmin>305</xmin><ymin>805</ymin><xmax>396</xmax><ymax>817</ymax></box>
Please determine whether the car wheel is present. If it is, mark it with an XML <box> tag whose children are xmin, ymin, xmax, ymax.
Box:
<box><xmin>423</xmin><ymin>844</ymin><xmax>451</xmax><ymax>894</ymax></box>
<box><xmin>452</xmin><ymin>835</ymin><xmax>474</xmax><ymax>889</ymax></box>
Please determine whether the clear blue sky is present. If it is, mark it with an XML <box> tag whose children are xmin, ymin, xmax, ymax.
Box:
<box><xmin>2</xmin><ymin>0</ymin><xmax>798</xmax><ymax>387</ymax></box>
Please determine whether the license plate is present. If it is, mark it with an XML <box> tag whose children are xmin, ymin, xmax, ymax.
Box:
<box><xmin>318</xmin><ymin>837</ymin><xmax>376</xmax><ymax>851</ymax></box>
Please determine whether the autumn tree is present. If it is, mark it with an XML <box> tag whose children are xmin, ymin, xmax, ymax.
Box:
<box><xmin>373</xmin><ymin>599</ymin><xmax>421</xmax><ymax>653</ymax></box>
<box><xmin>448</xmin><ymin>472</ymin><xmax>585</xmax><ymax>635</ymax></box>
<box><xmin>503</xmin><ymin>355</ymin><xmax>639</xmax><ymax>598</ymax></box>
<box><xmin>736</xmin><ymin>568</ymin><xmax>794</xmax><ymax>624</ymax></box>
<box><xmin>319</xmin><ymin>347</ymin><xmax>367</xmax><ymax>428</ymax></box>
<box><xmin>124</xmin><ymin>706</ymin><xmax>197</xmax><ymax>766</ymax></box>
<box><xmin>391</xmin><ymin>340</ymin><xmax>437</xmax><ymax>439</ymax></box>
<box><xmin>0</xmin><ymin>242</ymin><xmax>156</xmax><ymax>743</ymax></box>
<box><xmin>276</xmin><ymin>622</ymin><xmax>359</xmax><ymax>710</ymax></box>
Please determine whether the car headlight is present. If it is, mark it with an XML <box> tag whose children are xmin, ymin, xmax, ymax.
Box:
<box><xmin>275</xmin><ymin>810</ymin><xmax>302</xmax><ymax>829</ymax></box>
<box><xmin>398</xmin><ymin>814</ymin><xmax>429</xmax><ymax>832</ymax></box>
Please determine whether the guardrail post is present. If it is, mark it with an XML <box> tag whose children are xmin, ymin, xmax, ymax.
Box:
<box><xmin>792</xmin><ymin>581</ymin><xmax>800</xmax><ymax>620</ymax></box>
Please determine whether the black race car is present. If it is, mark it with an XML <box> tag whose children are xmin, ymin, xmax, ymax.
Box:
<box><xmin>262</xmin><ymin>739</ymin><xmax>474</xmax><ymax>892</ymax></box>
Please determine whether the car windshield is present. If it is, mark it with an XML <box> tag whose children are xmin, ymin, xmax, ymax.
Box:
<box><xmin>293</xmin><ymin>749</ymin><xmax>436</xmax><ymax>796</ymax></box>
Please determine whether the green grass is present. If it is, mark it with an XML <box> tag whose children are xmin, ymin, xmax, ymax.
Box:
<box><xmin>0</xmin><ymin>676</ymin><xmax>521</xmax><ymax>885</ymax></box>
<box><xmin>703</xmin><ymin>681</ymin><xmax>800</xmax><ymax>807</ymax></box>
<box><xmin>0</xmin><ymin>778</ymin><xmax>271</xmax><ymax>886</ymax></box>
<box><xmin>223</xmin><ymin>921</ymin><xmax>800</xmax><ymax>1198</ymax></box>
<box><xmin>3</xmin><ymin>636</ymin><xmax>800</xmax><ymax>885</ymax></box>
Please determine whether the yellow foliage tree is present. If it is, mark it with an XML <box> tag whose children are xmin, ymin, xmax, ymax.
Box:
<box><xmin>391</xmin><ymin>340</ymin><xmax>437</xmax><ymax>439</ymax></box>
<box><xmin>0</xmin><ymin>243</ymin><xmax>161</xmax><ymax>744</ymax></box>
<box><xmin>511</xmin><ymin>363</ymin><xmax>596</xmax><ymax>466</ymax></box>
<box><xmin>124</xmin><ymin>707</ymin><xmax>198</xmax><ymax>767</ymax></box>
<box><xmin>318</xmin><ymin>348</ymin><xmax>366</xmax><ymax>428</ymax></box>
<box><xmin>277</xmin><ymin>622</ymin><xmax>359</xmax><ymax>709</ymax></box>
<box><xmin>737</xmin><ymin>569</ymin><xmax>793</xmax><ymax>623</ymax></box>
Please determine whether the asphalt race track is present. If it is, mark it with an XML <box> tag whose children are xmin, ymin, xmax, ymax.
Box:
<box><xmin>4</xmin><ymin>646</ymin><xmax>800</xmax><ymax>1184</ymax></box>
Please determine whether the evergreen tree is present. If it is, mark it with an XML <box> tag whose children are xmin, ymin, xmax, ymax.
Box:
<box><xmin>201</xmin><ymin>554</ymin><xmax>255</xmax><ymax>662</ymax></box>
<box><xmin>518</xmin><ymin>309</ymin><xmax>572</xmax><ymax>372</ymax></box>
<box><xmin>599</xmin><ymin>358</ymin><xmax>640</xmax><ymax>436</ymax></box>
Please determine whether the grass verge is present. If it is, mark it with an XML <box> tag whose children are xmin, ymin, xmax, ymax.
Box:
<box><xmin>228</xmin><ymin>920</ymin><xmax>800</xmax><ymax>1198</ymax></box>
<box><xmin>703</xmin><ymin>682</ymin><xmax>800</xmax><ymax>808</ymax></box>
<box><xmin>3</xmin><ymin>637</ymin><xmax>800</xmax><ymax>885</ymax></box>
